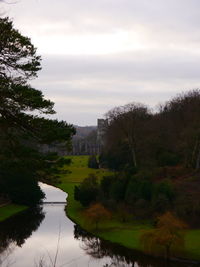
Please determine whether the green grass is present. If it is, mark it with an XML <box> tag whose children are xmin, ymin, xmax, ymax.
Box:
<box><xmin>57</xmin><ymin>155</ymin><xmax>200</xmax><ymax>261</ymax></box>
<box><xmin>0</xmin><ymin>204</ymin><xmax>27</xmax><ymax>222</ymax></box>
<box><xmin>185</xmin><ymin>230</ymin><xmax>200</xmax><ymax>259</ymax></box>
<box><xmin>59</xmin><ymin>182</ymin><xmax>148</xmax><ymax>251</ymax></box>
<box><xmin>61</xmin><ymin>155</ymin><xmax>112</xmax><ymax>183</ymax></box>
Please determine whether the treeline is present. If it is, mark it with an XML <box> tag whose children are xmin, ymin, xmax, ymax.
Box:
<box><xmin>100</xmin><ymin>90</ymin><xmax>200</xmax><ymax>171</ymax></box>
<box><xmin>75</xmin><ymin>91</ymin><xmax>200</xmax><ymax>226</ymax></box>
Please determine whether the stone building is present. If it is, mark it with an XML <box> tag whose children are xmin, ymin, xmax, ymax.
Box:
<box><xmin>39</xmin><ymin>119</ymin><xmax>109</xmax><ymax>156</ymax></box>
<box><xmin>97</xmin><ymin>119</ymin><xmax>108</xmax><ymax>147</ymax></box>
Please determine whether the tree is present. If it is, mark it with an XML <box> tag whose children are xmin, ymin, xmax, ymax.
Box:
<box><xmin>102</xmin><ymin>102</ymin><xmax>151</xmax><ymax>170</ymax></box>
<box><xmin>159</xmin><ymin>90</ymin><xmax>200</xmax><ymax>169</ymax></box>
<box><xmin>74</xmin><ymin>174</ymin><xmax>99</xmax><ymax>206</ymax></box>
<box><xmin>140</xmin><ymin>212</ymin><xmax>187</xmax><ymax>259</ymax></box>
<box><xmin>152</xmin><ymin>180</ymin><xmax>174</xmax><ymax>213</ymax></box>
<box><xmin>0</xmin><ymin>17</ymin><xmax>75</xmax><ymax>205</ymax></box>
<box><xmin>84</xmin><ymin>203</ymin><xmax>111</xmax><ymax>230</ymax></box>
<box><xmin>88</xmin><ymin>155</ymin><xmax>99</xmax><ymax>169</ymax></box>
<box><xmin>117</xmin><ymin>202</ymin><xmax>130</xmax><ymax>222</ymax></box>
<box><xmin>0</xmin><ymin>17</ymin><xmax>41</xmax><ymax>80</ymax></box>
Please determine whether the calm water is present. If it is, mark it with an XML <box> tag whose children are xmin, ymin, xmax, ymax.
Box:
<box><xmin>0</xmin><ymin>183</ymin><xmax>198</xmax><ymax>267</ymax></box>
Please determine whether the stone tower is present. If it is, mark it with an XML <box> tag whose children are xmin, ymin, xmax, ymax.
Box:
<box><xmin>97</xmin><ymin>119</ymin><xmax>108</xmax><ymax>148</ymax></box>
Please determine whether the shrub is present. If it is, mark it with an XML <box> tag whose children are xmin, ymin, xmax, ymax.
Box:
<box><xmin>134</xmin><ymin>198</ymin><xmax>150</xmax><ymax>218</ymax></box>
<box><xmin>153</xmin><ymin>180</ymin><xmax>174</xmax><ymax>202</ymax></box>
<box><xmin>74</xmin><ymin>174</ymin><xmax>99</xmax><ymax>206</ymax></box>
<box><xmin>84</xmin><ymin>203</ymin><xmax>111</xmax><ymax>229</ymax></box>
<box><xmin>100</xmin><ymin>175</ymin><xmax>115</xmax><ymax>199</ymax></box>
<box><xmin>140</xmin><ymin>212</ymin><xmax>187</xmax><ymax>258</ymax></box>
<box><xmin>152</xmin><ymin>194</ymin><xmax>171</xmax><ymax>213</ymax></box>
<box><xmin>88</xmin><ymin>155</ymin><xmax>99</xmax><ymax>169</ymax></box>
<box><xmin>157</xmin><ymin>151</ymin><xmax>180</xmax><ymax>167</ymax></box>
<box><xmin>125</xmin><ymin>177</ymin><xmax>153</xmax><ymax>205</ymax></box>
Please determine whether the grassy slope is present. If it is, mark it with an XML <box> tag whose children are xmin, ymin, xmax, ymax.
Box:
<box><xmin>0</xmin><ymin>204</ymin><xmax>27</xmax><ymax>222</ymax></box>
<box><xmin>58</xmin><ymin>155</ymin><xmax>200</xmax><ymax>261</ymax></box>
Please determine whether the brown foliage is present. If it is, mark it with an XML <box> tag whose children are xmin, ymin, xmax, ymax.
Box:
<box><xmin>140</xmin><ymin>212</ymin><xmax>187</xmax><ymax>258</ymax></box>
<box><xmin>84</xmin><ymin>203</ymin><xmax>111</xmax><ymax>230</ymax></box>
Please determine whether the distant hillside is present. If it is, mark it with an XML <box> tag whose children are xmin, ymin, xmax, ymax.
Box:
<box><xmin>74</xmin><ymin>126</ymin><xmax>97</xmax><ymax>139</ymax></box>
<box><xmin>70</xmin><ymin>126</ymin><xmax>99</xmax><ymax>155</ymax></box>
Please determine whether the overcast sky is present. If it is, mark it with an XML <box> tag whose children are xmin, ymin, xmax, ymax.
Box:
<box><xmin>1</xmin><ymin>0</ymin><xmax>200</xmax><ymax>125</ymax></box>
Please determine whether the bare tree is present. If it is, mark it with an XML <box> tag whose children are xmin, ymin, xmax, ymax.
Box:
<box><xmin>105</xmin><ymin>102</ymin><xmax>151</xmax><ymax>168</ymax></box>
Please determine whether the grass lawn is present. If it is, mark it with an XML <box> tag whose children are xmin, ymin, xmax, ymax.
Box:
<box><xmin>57</xmin><ymin>155</ymin><xmax>200</xmax><ymax>261</ymax></box>
<box><xmin>0</xmin><ymin>204</ymin><xmax>27</xmax><ymax>222</ymax></box>
<box><xmin>61</xmin><ymin>155</ymin><xmax>112</xmax><ymax>183</ymax></box>
<box><xmin>185</xmin><ymin>230</ymin><xmax>200</xmax><ymax>260</ymax></box>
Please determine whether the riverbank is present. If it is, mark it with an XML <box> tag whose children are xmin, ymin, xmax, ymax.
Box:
<box><xmin>58</xmin><ymin>155</ymin><xmax>200</xmax><ymax>262</ymax></box>
<box><xmin>0</xmin><ymin>204</ymin><xmax>27</xmax><ymax>222</ymax></box>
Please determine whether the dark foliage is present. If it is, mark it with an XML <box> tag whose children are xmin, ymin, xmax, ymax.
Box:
<box><xmin>95</xmin><ymin>91</ymin><xmax>200</xmax><ymax>222</ymax></box>
<box><xmin>0</xmin><ymin>206</ymin><xmax>44</xmax><ymax>252</ymax></box>
<box><xmin>100</xmin><ymin>90</ymin><xmax>200</xmax><ymax>172</ymax></box>
<box><xmin>88</xmin><ymin>155</ymin><xmax>99</xmax><ymax>169</ymax></box>
<box><xmin>0</xmin><ymin>17</ymin><xmax>75</xmax><ymax>205</ymax></box>
<box><xmin>75</xmin><ymin>170</ymin><xmax>177</xmax><ymax>220</ymax></box>
<box><xmin>74</xmin><ymin>225</ymin><xmax>190</xmax><ymax>267</ymax></box>
<box><xmin>74</xmin><ymin>174</ymin><xmax>99</xmax><ymax>206</ymax></box>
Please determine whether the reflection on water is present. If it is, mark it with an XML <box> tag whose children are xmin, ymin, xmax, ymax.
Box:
<box><xmin>0</xmin><ymin>183</ymin><xmax>198</xmax><ymax>267</ymax></box>
<box><xmin>0</xmin><ymin>207</ymin><xmax>44</xmax><ymax>266</ymax></box>
<box><xmin>74</xmin><ymin>225</ymin><xmax>198</xmax><ymax>267</ymax></box>
<box><xmin>39</xmin><ymin>182</ymin><xmax>67</xmax><ymax>202</ymax></box>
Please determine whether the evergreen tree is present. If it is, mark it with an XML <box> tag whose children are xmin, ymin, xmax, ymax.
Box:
<box><xmin>0</xmin><ymin>17</ymin><xmax>75</xmax><ymax>205</ymax></box>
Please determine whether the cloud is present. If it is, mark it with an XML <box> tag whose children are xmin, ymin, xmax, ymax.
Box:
<box><xmin>30</xmin><ymin>51</ymin><xmax>200</xmax><ymax>125</ymax></box>
<box><xmin>1</xmin><ymin>0</ymin><xmax>200</xmax><ymax>125</ymax></box>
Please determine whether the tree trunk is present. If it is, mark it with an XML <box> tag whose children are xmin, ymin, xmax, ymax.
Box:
<box><xmin>127</xmin><ymin>134</ymin><xmax>137</xmax><ymax>168</ymax></box>
<box><xmin>191</xmin><ymin>136</ymin><xmax>200</xmax><ymax>170</ymax></box>
<box><xmin>165</xmin><ymin>245</ymin><xmax>170</xmax><ymax>260</ymax></box>
<box><xmin>131</xmin><ymin>147</ymin><xmax>137</xmax><ymax>168</ymax></box>
<box><xmin>196</xmin><ymin>148</ymin><xmax>200</xmax><ymax>170</ymax></box>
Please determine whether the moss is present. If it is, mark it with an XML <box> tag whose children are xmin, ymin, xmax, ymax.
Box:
<box><xmin>0</xmin><ymin>204</ymin><xmax>27</xmax><ymax>222</ymax></box>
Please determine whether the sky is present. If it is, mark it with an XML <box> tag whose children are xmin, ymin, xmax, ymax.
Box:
<box><xmin>1</xmin><ymin>0</ymin><xmax>200</xmax><ymax>126</ymax></box>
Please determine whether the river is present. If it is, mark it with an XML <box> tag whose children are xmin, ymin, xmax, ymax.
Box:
<box><xmin>0</xmin><ymin>183</ymin><xmax>198</xmax><ymax>267</ymax></box>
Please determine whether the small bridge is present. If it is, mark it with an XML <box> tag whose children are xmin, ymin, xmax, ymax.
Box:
<box><xmin>42</xmin><ymin>201</ymin><xmax>67</xmax><ymax>204</ymax></box>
